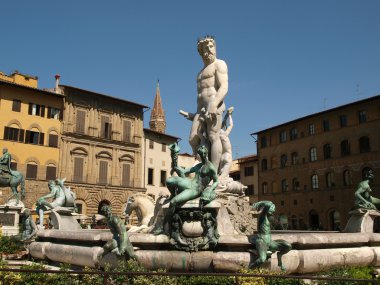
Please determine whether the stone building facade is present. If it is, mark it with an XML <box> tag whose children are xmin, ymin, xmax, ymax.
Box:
<box><xmin>143</xmin><ymin>128</ymin><xmax>178</xmax><ymax>199</ymax></box>
<box><xmin>0</xmin><ymin>72</ymin><xmax>63</xmax><ymax>207</ymax></box>
<box><xmin>58</xmin><ymin>85</ymin><xmax>147</xmax><ymax>216</ymax></box>
<box><xmin>253</xmin><ymin>95</ymin><xmax>380</xmax><ymax>230</ymax></box>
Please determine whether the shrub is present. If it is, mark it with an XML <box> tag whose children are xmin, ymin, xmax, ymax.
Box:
<box><xmin>0</xmin><ymin>235</ymin><xmax>24</xmax><ymax>254</ymax></box>
<box><xmin>312</xmin><ymin>265</ymin><xmax>375</xmax><ymax>285</ymax></box>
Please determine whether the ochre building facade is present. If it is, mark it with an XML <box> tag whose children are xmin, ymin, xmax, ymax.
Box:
<box><xmin>0</xmin><ymin>72</ymin><xmax>63</xmax><ymax>208</ymax></box>
<box><xmin>254</xmin><ymin>95</ymin><xmax>380</xmax><ymax>231</ymax></box>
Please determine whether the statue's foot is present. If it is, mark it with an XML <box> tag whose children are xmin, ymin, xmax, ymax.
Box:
<box><xmin>280</xmin><ymin>264</ymin><xmax>286</xmax><ymax>272</ymax></box>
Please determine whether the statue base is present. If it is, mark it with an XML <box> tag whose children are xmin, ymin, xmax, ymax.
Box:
<box><xmin>162</xmin><ymin>198</ymin><xmax>224</xmax><ymax>252</ymax></box>
<box><xmin>48</xmin><ymin>207</ymin><xmax>81</xmax><ymax>230</ymax></box>
<box><xmin>0</xmin><ymin>204</ymin><xmax>24</xmax><ymax>236</ymax></box>
<box><xmin>343</xmin><ymin>208</ymin><xmax>380</xmax><ymax>233</ymax></box>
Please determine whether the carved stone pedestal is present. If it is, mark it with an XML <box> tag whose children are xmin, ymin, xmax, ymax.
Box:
<box><xmin>49</xmin><ymin>207</ymin><xmax>81</xmax><ymax>230</ymax></box>
<box><xmin>343</xmin><ymin>209</ymin><xmax>380</xmax><ymax>233</ymax></box>
<box><xmin>0</xmin><ymin>204</ymin><xmax>24</xmax><ymax>236</ymax></box>
<box><xmin>163</xmin><ymin>199</ymin><xmax>221</xmax><ymax>252</ymax></box>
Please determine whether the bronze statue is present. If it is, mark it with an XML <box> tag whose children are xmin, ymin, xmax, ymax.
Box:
<box><xmin>101</xmin><ymin>204</ymin><xmax>137</xmax><ymax>259</ymax></box>
<box><xmin>21</xmin><ymin>209</ymin><xmax>37</xmax><ymax>241</ymax></box>
<box><xmin>154</xmin><ymin>144</ymin><xmax>218</xmax><ymax>235</ymax></box>
<box><xmin>35</xmin><ymin>179</ymin><xmax>76</xmax><ymax>227</ymax></box>
<box><xmin>0</xmin><ymin>148</ymin><xmax>26</xmax><ymax>205</ymax></box>
<box><xmin>249</xmin><ymin>201</ymin><xmax>291</xmax><ymax>271</ymax></box>
<box><xmin>354</xmin><ymin>170</ymin><xmax>380</xmax><ymax>210</ymax></box>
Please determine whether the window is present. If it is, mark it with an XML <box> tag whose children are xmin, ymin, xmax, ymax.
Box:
<box><xmin>341</xmin><ymin>140</ymin><xmax>350</xmax><ymax>156</ymax></box>
<box><xmin>28</xmin><ymin>103</ymin><xmax>45</xmax><ymax>117</ymax></box>
<box><xmin>262</xmin><ymin>182</ymin><xmax>268</xmax><ymax>194</ymax></box>
<box><xmin>326</xmin><ymin>172</ymin><xmax>335</xmax><ymax>188</ymax></box>
<box><xmin>292</xmin><ymin>178</ymin><xmax>300</xmax><ymax>191</ymax></box>
<box><xmin>358</xmin><ymin>110</ymin><xmax>366</xmax><ymax>123</ymax></box>
<box><xmin>330</xmin><ymin>195</ymin><xmax>335</xmax><ymax>202</ymax></box>
<box><xmin>339</xmin><ymin>115</ymin><xmax>347</xmax><ymax>127</ymax></box>
<box><xmin>323</xmin><ymin>144</ymin><xmax>332</xmax><ymax>159</ymax></box>
<box><xmin>47</xmin><ymin>107</ymin><xmax>60</xmax><ymax>119</ymax></box>
<box><xmin>323</xmin><ymin>119</ymin><xmax>330</xmax><ymax>131</ymax></box>
<box><xmin>261</xmin><ymin>137</ymin><xmax>267</xmax><ymax>148</ymax></box>
<box><xmin>160</xmin><ymin>170</ymin><xmax>166</xmax><ymax>186</ymax></box>
<box><xmin>261</xmin><ymin>159</ymin><xmax>268</xmax><ymax>171</ymax></box>
<box><xmin>148</xmin><ymin>168</ymin><xmax>154</xmax><ymax>185</ymax></box>
<box><xmin>244</xmin><ymin>166</ymin><xmax>254</xmax><ymax>176</ymax></box>
<box><xmin>25</xmin><ymin>130</ymin><xmax>44</xmax><ymax>145</ymax></box>
<box><xmin>359</xmin><ymin>136</ymin><xmax>370</xmax><ymax>153</ymax></box>
<box><xmin>280</xmin><ymin>154</ymin><xmax>287</xmax><ymax>168</ymax></box>
<box><xmin>279</xmin><ymin>131</ymin><xmax>287</xmax><ymax>143</ymax></box>
<box><xmin>309</xmin><ymin>147</ymin><xmax>317</xmax><ymax>162</ymax></box>
<box><xmin>343</xmin><ymin>170</ymin><xmax>352</xmax><ymax>186</ymax></box>
<box><xmin>76</xmin><ymin>110</ymin><xmax>86</xmax><ymax>134</ymax></box>
<box><xmin>294</xmin><ymin>200</ymin><xmax>298</xmax><ymax>206</ymax></box>
<box><xmin>123</xmin><ymin>120</ymin><xmax>132</xmax><ymax>142</ymax></box>
<box><xmin>291</xmin><ymin>152</ymin><xmax>298</xmax><ymax>165</ymax></box>
<box><xmin>162</xmin><ymin>143</ymin><xmax>166</xmax><ymax>152</ymax></box>
<box><xmin>98</xmin><ymin>161</ymin><xmax>108</xmax><ymax>185</ymax></box>
<box><xmin>149</xmin><ymin>140</ymin><xmax>154</xmax><ymax>149</ymax></box>
<box><xmin>48</xmin><ymin>134</ymin><xmax>59</xmax><ymax>147</ymax></box>
<box><xmin>309</xmin><ymin>124</ymin><xmax>315</xmax><ymax>135</ymax></box>
<box><xmin>281</xmin><ymin>179</ymin><xmax>288</xmax><ymax>192</ymax></box>
<box><xmin>3</xmin><ymin>127</ymin><xmax>24</xmax><ymax>142</ymax></box>
<box><xmin>12</xmin><ymin>100</ymin><xmax>21</xmax><ymax>112</ymax></box>
<box><xmin>281</xmin><ymin>200</ymin><xmax>284</xmax><ymax>206</ymax></box>
<box><xmin>311</xmin><ymin>174</ymin><xmax>319</xmax><ymax>189</ymax></box>
<box><xmin>73</xmin><ymin>157</ymin><xmax>84</xmax><ymax>182</ymax></box>
<box><xmin>26</xmin><ymin>164</ymin><xmax>38</xmax><ymax>179</ymax></box>
<box><xmin>122</xmin><ymin>164</ymin><xmax>131</xmax><ymax>187</ymax></box>
<box><xmin>46</xmin><ymin>166</ymin><xmax>57</xmax><ymax>180</ymax></box>
<box><xmin>101</xmin><ymin>116</ymin><xmax>112</xmax><ymax>139</ymax></box>
<box><xmin>245</xmin><ymin>185</ymin><xmax>254</xmax><ymax>196</ymax></box>
<box><xmin>290</xmin><ymin>128</ymin><xmax>298</xmax><ymax>140</ymax></box>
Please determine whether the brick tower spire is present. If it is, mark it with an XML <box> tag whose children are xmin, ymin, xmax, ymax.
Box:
<box><xmin>149</xmin><ymin>80</ymin><xmax>166</xmax><ymax>133</ymax></box>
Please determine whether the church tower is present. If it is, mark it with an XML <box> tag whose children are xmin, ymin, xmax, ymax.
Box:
<box><xmin>149</xmin><ymin>81</ymin><xmax>166</xmax><ymax>133</ymax></box>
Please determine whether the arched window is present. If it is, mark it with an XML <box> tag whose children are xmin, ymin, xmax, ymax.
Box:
<box><xmin>341</xmin><ymin>140</ymin><xmax>350</xmax><ymax>156</ymax></box>
<box><xmin>291</xmin><ymin>152</ymin><xmax>298</xmax><ymax>165</ymax></box>
<box><xmin>359</xmin><ymin>136</ymin><xmax>371</xmax><ymax>153</ymax></box>
<box><xmin>311</xmin><ymin>174</ymin><xmax>319</xmax><ymax>189</ymax></box>
<box><xmin>280</xmin><ymin>154</ymin><xmax>287</xmax><ymax>168</ymax></box>
<box><xmin>261</xmin><ymin>159</ymin><xmax>268</xmax><ymax>171</ymax></box>
<box><xmin>98</xmin><ymin>200</ymin><xmax>110</xmax><ymax>215</ymax></box>
<box><xmin>309</xmin><ymin>147</ymin><xmax>317</xmax><ymax>162</ymax></box>
<box><xmin>26</xmin><ymin>162</ymin><xmax>38</xmax><ymax>179</ymax></box>
<box><xmin>292</xmin><ymin>178</ymin><xmax>300</xmax><ymax>191</ymax></box>
<box><xmin>343</xmin><ymin>170</ymin><xmax>352</xmax><ymax>186</ymax></box>
<box><xmin>281</xmin><ymin>179</ymin><xmax>288</xmax><ymax>192</ymax></box>
<box><xmin>262</xmin><ymin>182</ymin><xmax>268</xmax><ymax>195</ymax></box>
<box><xmin>323</xmin><ymin>144</ymin><xmax>332</xmax><ymax>159</ymax></box>
<box><xmin>326</xmin><ymin>172</ymin><xmax>335</xmax><ymax>188</ymax></box>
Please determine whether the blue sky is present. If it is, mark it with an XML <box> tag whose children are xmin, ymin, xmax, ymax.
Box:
<box><xmin>2</xmin><ymin>1</ymin><xmax>379</xmax><ymax>158</ymax></box>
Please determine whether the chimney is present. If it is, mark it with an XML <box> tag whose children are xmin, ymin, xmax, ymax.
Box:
<box><xmin>54</xmin><ymin>74</ymin><xmax>61</xmax><ymax>92</ymax></box>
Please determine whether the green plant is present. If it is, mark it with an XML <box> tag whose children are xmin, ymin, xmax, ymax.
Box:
<box><xmin>312</xmin><ymin>265</ymin><xmax>375</xmax><ymax>285</ymax></box>
<box><xmin>0</xmin><ymin>235</ymin><xmax>24</xmax><ymax>254</ymax></box>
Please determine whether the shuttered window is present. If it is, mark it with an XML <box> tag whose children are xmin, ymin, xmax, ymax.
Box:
<box><xmin>28</xmin><ymin>103</ymin><xmax>45</xmax><ymax>117</ymax></box>
<box><xmin>25</xmin><ymin>131</ymin><xmax>44</xmax><ymax>145</ymax></box>
<box><xmin>98</xmin><ymin>161</ymin><xmax>108</xmax><ymax>185</ymax></box>
<box><xmin>48</xmin><ymin>134</ymin><xmax>59</xmax><ymax>147</ymax></box>
<box><xmin>76</xmin><ymin>110</ymin><xmax>86</xmax><ymax>134</ymax></box>
<box><xmin>73</xmin><ymin>157</ymin><xmax>84</xmax><ymax>182</ymax></box>
<box><xmin>100</xmin><ymin>116</ymin><xmax>112</xmax><ymax>139</ymax></box>
<box><xmin>3</xmin><ymin>127</ymin><xmax>24</xmax><ymax>142</ymax></box>
<box><xmin>123</xmin><ymin>120</ymin><xmax>132</xmax><ymax>142</ymax></box>
<box><xmin>12</xmin><ymin>100</ymin><xmax>21</xmax><ymax>112</ymax></box>
<box><xmin>122</xmin><ymin>164</ymin><xmax>131</xmax><ymax>187</ymax></box>
<box><xmin>46</xmin><ymin>166</ymin><xmax>57</xmax><ymax>180</ymax></box>
<box><xmin>26</xmin><ymin>164</ymin><xmax>38</xmax><ymax>179</ymax></box>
